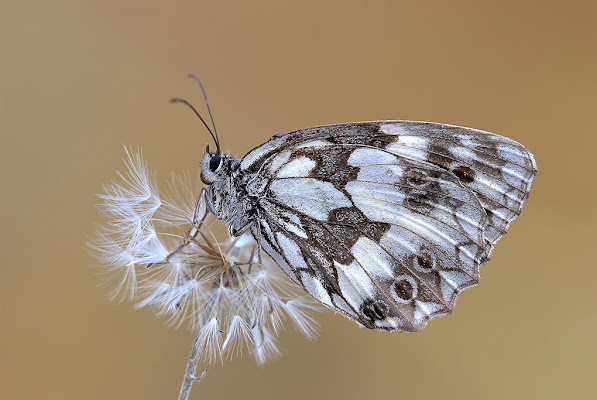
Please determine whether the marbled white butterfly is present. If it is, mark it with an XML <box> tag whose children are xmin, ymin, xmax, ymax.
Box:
<box><xmin>178</xmin><ymin>80</ymin><xmax>537</xmax><ymax>332</ymax></box>
<box><xmin>196</xmin><ymin>120</ymin><xmax>537</xmax><ymax>332</ymax></box>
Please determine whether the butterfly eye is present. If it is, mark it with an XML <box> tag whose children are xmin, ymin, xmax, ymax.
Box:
<box><xmin>209</xmin><ymin>153</ymin><xmax>222</xmax><ymax>171</ymax></box>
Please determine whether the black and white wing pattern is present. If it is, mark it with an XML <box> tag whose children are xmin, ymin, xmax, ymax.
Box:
<box><xmin>236</xmin><ymin>121</ymin><xmax>536</xmax><ymax>332</ymax></box>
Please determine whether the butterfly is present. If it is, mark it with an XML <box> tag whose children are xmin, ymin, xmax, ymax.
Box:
<box><xmin>194</xmin><ymin>119</ymin><xmax>537</xmax><ymax>333</ymax></box>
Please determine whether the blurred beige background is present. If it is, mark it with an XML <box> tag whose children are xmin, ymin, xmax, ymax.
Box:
<box><xmin>1</xmin><ymin>1</ymin><xmax>595</xmax><ymax>399</ymax></box>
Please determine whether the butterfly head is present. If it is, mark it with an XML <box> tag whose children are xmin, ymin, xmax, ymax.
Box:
<box><xmin>200</xmin><ymin>145</ymin><xmax>226</xmax><ymax>185</ymax></box>
<box><xmin>199</xmin><ymin>146</ymin><xmax>252</xmax><ymax>235</ymax></box>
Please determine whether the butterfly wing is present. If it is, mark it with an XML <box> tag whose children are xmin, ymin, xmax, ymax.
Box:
<box><xmin>241</xmin><ymin>121</ymin><xmax>536</xmax><ymax>331</ymax></box>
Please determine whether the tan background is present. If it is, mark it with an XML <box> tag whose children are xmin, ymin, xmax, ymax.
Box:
<box><xmin>1</xmin><ymin>1</ymin><xmax>595</xmax><ymax>399</ymax></box>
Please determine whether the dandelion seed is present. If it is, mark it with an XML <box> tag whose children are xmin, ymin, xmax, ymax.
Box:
<box><xmin>221</xmin><ymin>315</ymin><xmax>251</xmax><ymax>357</ymax></box>
<box><xmin>284</xmin><ymin>298</ymin><xmax>321</xmax><ymax>340</ymax></box>
<box><xmin>251</xmin><ymin>326</ymin><xmax>282</xmax><ymax>365</ymax></box>
<box><xmin>196</xmin><ymin>318</ymin><xmax>222</xmax><ymax>363</ymax></box>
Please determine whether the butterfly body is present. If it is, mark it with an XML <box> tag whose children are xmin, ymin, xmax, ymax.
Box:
<box><xmin>200</xmin><ymin>121</ymin><xmax>537</xmax><ymax>332</ymax></box>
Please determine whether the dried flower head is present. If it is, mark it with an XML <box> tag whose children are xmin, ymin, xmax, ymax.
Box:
<box><xmin>89</xmin><ymin>148</ymin><xmax>319</xmax><ymax>365</ymax></box>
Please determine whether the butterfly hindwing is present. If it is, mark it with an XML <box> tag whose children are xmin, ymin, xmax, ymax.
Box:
<box><xmin>236</xmin><ymin>121</ymin><xmax>536</xmax><ymax>331</ymax></box>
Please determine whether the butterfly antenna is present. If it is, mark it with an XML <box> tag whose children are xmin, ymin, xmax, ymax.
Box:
<box><xmin>170</xmin><ymin>97</ymin><xmax>220</xmax><ymax>154</ymax></box>
<box><xmin>187</xmin><ymin>73</ymin><xmax>221</xmax><ymax>154</ymax></box>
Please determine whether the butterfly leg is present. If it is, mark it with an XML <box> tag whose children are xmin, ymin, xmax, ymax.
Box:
<box><xmin>250</xmin><ymin>219</ymin><xmax>263</xmax><ymax>266</ymax></box>
<box><xmin>162</xmin><ymin>188</ymin><xmax>209</xmax><ymax>263</ymax></box>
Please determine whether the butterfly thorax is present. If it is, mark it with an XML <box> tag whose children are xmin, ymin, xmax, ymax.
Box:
<box><xmin>200</xmin><ymin>152</ymin><xmax>260</xmax><ymax>236</ymax></box>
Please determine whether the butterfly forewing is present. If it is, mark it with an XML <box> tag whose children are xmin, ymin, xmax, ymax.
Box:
<box><xmin>224</xmin><ymin>121</ymin><xmax>536</xmax><ymax>331</ymax></box>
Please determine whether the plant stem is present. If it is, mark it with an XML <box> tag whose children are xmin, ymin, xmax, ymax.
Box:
<box><xmin>178</xmin><ymin>325</ymin><xmax>208</xmax><ymax>400</ymax></box>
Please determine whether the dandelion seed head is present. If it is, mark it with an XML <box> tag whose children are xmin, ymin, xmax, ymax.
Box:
<box><xmin>89</xmin><ymin>148</ymin><xmax>320</xmax><ymax>364</ymax></box>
